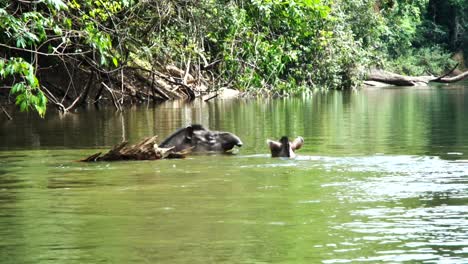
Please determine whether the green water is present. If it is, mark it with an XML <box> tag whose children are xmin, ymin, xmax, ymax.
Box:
<box><xmin>1</xmin><ymin>84</ymin><xmax>468</xmax><ymax>263</ymax></box>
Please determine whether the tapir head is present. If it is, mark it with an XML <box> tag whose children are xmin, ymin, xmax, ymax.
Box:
<box><xmin>267</xmin><ymin>136</ymin><xmax>304</xmax><ymax>158</ymax></box>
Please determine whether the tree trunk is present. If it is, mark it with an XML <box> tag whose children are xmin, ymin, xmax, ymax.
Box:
<box><xmin>435</xmin><ymin>70</ymin><xmax>468</xmax><ymax>83</ymax></box>
<box><xmin>366</xmin><ymin>68</ymin><xmax>468</xmax><ymax>87</ymax></box>
<box><xmin>366</xmin><ymin>69</ymin><xmax>432</xmax><ymax>86</ymax></box>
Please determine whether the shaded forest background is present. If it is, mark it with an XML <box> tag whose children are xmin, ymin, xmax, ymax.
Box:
<box><xmin>0</xmin><ymin>0</ymin><xmax>467</xmax><ymax>116</ymax></box>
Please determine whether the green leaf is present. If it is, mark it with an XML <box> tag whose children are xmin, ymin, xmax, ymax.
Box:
<box><xmin>20</xmin><ymin>100</ymin><xmax>28</xmax><ymax>112</ymax></box>
<box><xmin>112</xmin><ymin>57</ymin><xmax>118</xmax><ymax>67</ymax></box>
<box><xmin>35</xmin><ymin>104</ymin><xmax>46</xmax><ymax>117</ymax></box>
<box><xmin>25</xmin><ymin>32</ymin><xmax>39</xmax><ymax>43</ymax></box>
<box><xmin>11</xmin><ymin>83</ymin><xmax>25</xmax><ymax>94</ymax></box>
<box><xmin>30</xmin><ymin>95</ymin><xmax>39</xmax><ymax>105</ymax></box>
<box><xmin>16</xmin><ymin>38</ymin><xmax>26</xmax><ymax>48</ymax></box>
<box><xmin>44</xmin><ymin>0</ymin><xmax>68</xmax><ymax>11</ymax></box>
<box><xmin>64</xmin><ymin>18</ymin><xmax>72</xmax><ymax>29</ymax></box>
<box><xmin>53</xmin><ymin>25</ymin><xmax>63</xmax><ymax>35</ymax></box>
<box><xmin>100</xmin><ymin>54</ymin><xmax>107</xmax><ymax>65</ymax></box>
<box><xmin>0</xmin><ymin>60</ymin><xmax>5</xmax><ymax>77</ymax></box>
<box><xmin>38</xmin><ymin>91</ymin><xmax>48</xmax><ymax>106</ymax></box>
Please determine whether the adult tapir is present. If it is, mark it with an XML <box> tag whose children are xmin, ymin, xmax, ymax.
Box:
<box><xmin>159</xmin><ymin>124</ymin><xmax>243</xmax><ymax>153</ymax></box>
<box><xmin>267</xmin><ymin>136</ymin><xmax>304</xmax><ymax>158</ymax></box>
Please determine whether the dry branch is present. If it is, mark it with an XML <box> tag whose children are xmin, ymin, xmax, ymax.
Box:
<box><xmin>1</xmin><ymin>107</ymin><xmax>12</xmax><ymax>120</ymax></box>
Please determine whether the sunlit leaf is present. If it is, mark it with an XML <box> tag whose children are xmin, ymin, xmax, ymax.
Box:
<box><xmin>44</xmin><ymin>0</ymin><xmax>68</xmax><ymax>11</ymax></box>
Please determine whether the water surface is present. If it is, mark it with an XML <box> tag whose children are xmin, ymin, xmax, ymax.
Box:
<box><xmin>1</xmin><ymin>84</ymin><xmax>468</xmax><ymax>263</ymax></box>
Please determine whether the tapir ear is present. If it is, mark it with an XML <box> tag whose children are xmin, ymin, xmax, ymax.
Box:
<box><xmin>279</xmin><ymin>136</ymin><xmax>289</xmax><ymax>146</ymax></box>
<box><xmin>267</xmin><ymin>139</ymin><xmax>281</xmax><ymax>151</ymax></box>
<box><xmin>185</xmin><ymin>125</ymin><xmax>194</xmax><ymax>140</ymax></box>
<box><xmin>290</xmin><ymin>136</ymin><xmax>304</xmax><ymax>151</ymax></box>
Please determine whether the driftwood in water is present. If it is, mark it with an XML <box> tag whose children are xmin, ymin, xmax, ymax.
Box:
<box><xmin>81</xmin><ymin>136</ymin><xmax>192</xmax><ymax>162</ymax></box>
<box><xmin>366</xmin><ymin>65</ymin><xmax>468</xmax><ymax>86</ymax></box>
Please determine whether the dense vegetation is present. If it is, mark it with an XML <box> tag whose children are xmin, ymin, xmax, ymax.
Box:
<box><xmin>0</xmin><ymin>0</ymin><xmax>466</xmax><ymax>116</ymax></box>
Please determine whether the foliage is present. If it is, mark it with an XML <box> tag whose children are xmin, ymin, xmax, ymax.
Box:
<box><xmin>0</xmin><ymin>0</ymin><xmax>120</xmax><ymax>116</ymax></box>
<box><xmin>422</xmin><ymin>0</ymin><xmax>468</xmax><ymax>61</ymax></box>
<box><xmin>1</xmin><ymin>0</ymin><xmax>466</xmax><ymax>116</ymax></box>
<box><xmin>133</xmin><ymin>0</ymin><xmax>461</xmax><ymax>90</ymax></box>
<box><xmin>0</xmin><ymin>57</ymin><xmax>47</xmax><ymax>116</ymax></box>
<box><xmin>214</xmin><ymin>0</ymin><xmax>334</xmax><ymax>91</ymax></box>
<box><xmin>0</xmin><ymin>3</ymin><xmax>57</xmax><ymax>117</ymax></box>
<box><xmin>376</xmin><ymin>0</ymin><xmax>429</xmax><ymax>56</ymax></box>
<box><xmin>133</xmin><ymin>0</ymin><xmax>366</xmax><ymax>91</ymax></box>
<box><xmin>384</xmin><ymin>46</ymin><xmax>457</xmax><ymax>76</ymax></box>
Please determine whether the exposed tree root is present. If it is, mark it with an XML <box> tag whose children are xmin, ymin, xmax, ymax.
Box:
<box><xmin>31</xmin><ymin>61</ymin><xmax>212</xmax><ymax>114</ymax></box>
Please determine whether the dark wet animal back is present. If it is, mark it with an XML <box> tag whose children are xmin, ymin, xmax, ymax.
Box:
<box><xmin>267</xmin><ymin>136</ymin><xmax>304</xmax><ymax>158</ymax></box>
<box><xmin>159</xmin><ymin>124</ymin><xmax>243</xmax><ymax>153</ymax></box>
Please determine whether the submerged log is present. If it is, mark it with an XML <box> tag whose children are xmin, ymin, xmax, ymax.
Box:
<box><xmin>81</xmin><ymin>136</ymin><xmax>192</xmax><ymax>162</ymax></box>
<box><xmin>366</xmin><ymin>66</ymin><xmax>468</xmax><ymax>86</ymax></box>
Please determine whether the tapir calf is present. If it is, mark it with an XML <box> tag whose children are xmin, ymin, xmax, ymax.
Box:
<box><xmin>267</xmin><ymin>136</ymin><xmax>304</xmax><ymax>158</ymax></box>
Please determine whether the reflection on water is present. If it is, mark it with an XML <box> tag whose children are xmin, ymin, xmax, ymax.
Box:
<box><xmin>0</xmin><ymin>84</ymin><xmax>468</xmax><ymax>263</ymax></box>
<box><xmin>2</xmin><ymin>84</ymin><xmax>468</xmax><ymax>158</ymax></box>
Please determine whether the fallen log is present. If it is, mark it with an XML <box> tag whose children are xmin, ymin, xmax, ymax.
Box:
<box><xmin>366</xmin><ymin>69</ymin><xmax>432</xmax><ymax>86</ymax></box>
<box><xmin>81</xmin><ymin>136</ymin><xmax>192</xmax><ymax>162</ymax></box>
<box><xmin>366</xmin><ymin>66</ymin><xmax>468</xmax><ymax>86</ymax></box>
<box><xmin>435</xmin><ymin>70</ymin><xmax>468</xmax><ymax>83</ymax></box>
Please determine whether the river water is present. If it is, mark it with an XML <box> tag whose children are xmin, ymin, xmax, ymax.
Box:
<box><xmin>1</xmin><ymin>84</ymin><xmax>468</xmax><ymax>263</ymax></box>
